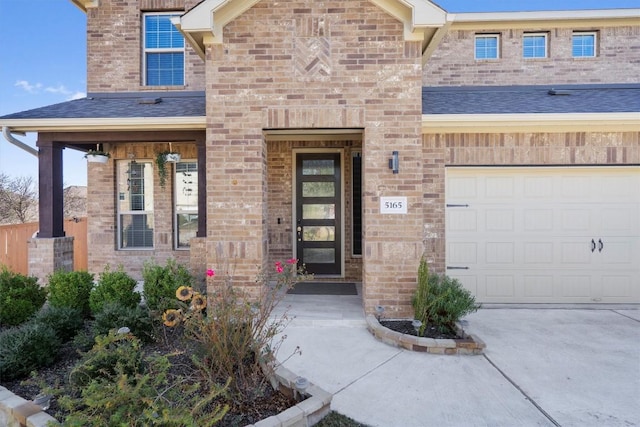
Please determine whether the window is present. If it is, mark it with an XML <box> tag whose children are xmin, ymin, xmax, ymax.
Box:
<box><xmin>351</xmin><ymin>152</ymin><xmax>362</xmax><ymax>257</ymax></box>
<box><xmin>572</xmin><ymin>32</ymin><xmax>596</xmax><ymax>58</ymax></box>
<box><xmin>118</xmin><ymin>161</ymin><xmax>154</xmax><ymax>249</ymax></box>
<box><xmin>475</xmin><ymin>34</ymin><xmax>500</xmax><ymax>60</ymax></box>
<box><xmin>175</xmin><ymin>162</ymin><xmax>198</xmax><ymax>249</ymax></box>
<box><xmin>523</xmin><ymin>33</ymin><xmax>548</xmax><ymax>58</ymax></box>
<box><xmin>143</xmin><ymin>13</ymin><xmax>185</xmax><ymax>86</ymax></box>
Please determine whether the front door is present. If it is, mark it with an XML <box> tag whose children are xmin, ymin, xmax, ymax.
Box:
<box><xmin>296</xmin><ymin>153</ymin><xmax>342</xmax><ymax>275</ymax></box>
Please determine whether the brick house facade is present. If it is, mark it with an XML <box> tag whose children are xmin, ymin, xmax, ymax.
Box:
<box><xmin>1</xmin><ymin>1</ymin><xmax>638</xmax><ymax>315</ymax></box>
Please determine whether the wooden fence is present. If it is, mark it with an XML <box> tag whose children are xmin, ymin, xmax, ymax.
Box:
<box><xmin>0</xmin><ymin>218</ymin><xmax>88</xmax><ymax>275</ymax></box>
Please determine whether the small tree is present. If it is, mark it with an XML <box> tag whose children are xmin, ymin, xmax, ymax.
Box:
<box><xmin>0</xmin><ymin>174</ymin><xmax>38</xmax><ymax>224</ymax></box>
<box><xmin>412</xmin><ymin>257</ymin><xmax>480</xmax><ymax>335</ymax></box>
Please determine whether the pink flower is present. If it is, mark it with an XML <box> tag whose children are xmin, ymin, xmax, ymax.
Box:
<box><xmin>287</xmin><ymin>258</ymin><xmax>298</xmax><ymax>265</ymax></box>
<box><xmin>206</xmin><ymin>269</ymin><xmax>215</xmax><ymax>277</ymax></box>
<box><xmin>275</xmin><ymin>261</ymin><xmax>284</xmax><ymax>273</ymax></box>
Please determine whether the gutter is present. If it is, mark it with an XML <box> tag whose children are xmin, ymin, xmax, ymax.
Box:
<box><xmin>2</xmin><ymin>127</ymin><xmax>38</xmax><ymax>157</ymax></box>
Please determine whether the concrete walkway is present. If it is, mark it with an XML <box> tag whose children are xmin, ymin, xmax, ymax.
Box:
<box><xmin>274</xmin><ymin>293</ymin><xmax>640</xmax><ymax>427</ymax></box>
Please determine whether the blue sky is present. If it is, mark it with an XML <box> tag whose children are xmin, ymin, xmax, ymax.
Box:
<box><xmin>1</xmin><ymin>0</ymin><xmax>639</xmax><ymax>187</ymax></box>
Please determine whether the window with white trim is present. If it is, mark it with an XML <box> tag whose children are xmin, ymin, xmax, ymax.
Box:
<box><xmin>117</xmin><ymin>161</ymin><xmax>154</xmax><ymax>249</ymax></box>
<box><xmin>523</xmin><ymin>33</ymin><xmax>548</xmax><ymax>58</ymax></box>
<box><xmin>175</xmin><ymin>161</ymin><xmax>198</xmax><ymax>249</ymax></box>
<box><xmin>572</xmin><ymin>32</ymin><xmax>597</xmax><ymax>58</ymax></box>
<box><xmin>143</xmin><ymin>13</ymin><xmax>185</xmax><ymax>86</ymax></box>
<box><xmin>475</xmin><ymin>34</ymin><xmax>500</xmax><ymax>60</ymax></box>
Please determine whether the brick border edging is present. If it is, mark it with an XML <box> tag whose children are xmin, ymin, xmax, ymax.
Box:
<box><xmin>366</xmin><ymin>315</ymin><xmax>486</xmax><ymax>355</ymax></box>
<box><xmin>251</xmin><ymin>360</ymin><xmax>332</xmax><ymax>427</ymax></box>
<box><xmin>0</xmin><ymin>386</ymin><xmax>59</xmax><ymax>427</ymax></box>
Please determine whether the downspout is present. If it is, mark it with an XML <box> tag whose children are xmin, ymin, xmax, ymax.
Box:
<box><xmin>2</xmin><ymin>127</ymin><xmax>38</xmax><ymax>157</ymax></box>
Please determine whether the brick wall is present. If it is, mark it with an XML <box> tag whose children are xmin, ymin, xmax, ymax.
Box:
<box><xmin>28</xmin><ymin>237</ymin><xmax>74</xmax><ymax>284</ymax></box>
<box><xmin>424</xmin><ymin>25</ymin><xmax>640</xmax><ymax>86</ymax></box>
<box><xmin>86</xmin><ymin>142</ymin><xmax>196</xmax><ymax>280</ymax></box>
<box><xmin>203</xmin><ymin>0</ymin><xmax>424</xmax><ymax>316</ymax></box>
<box><xmin>422</xmin><ymin>131</ymin><xmax>640</xmax><ymax>274</ymax></box>
<box><xmin>86</xmin><ymin>0</ymin><xmax>204</xmax><ymax>93</ymax></box>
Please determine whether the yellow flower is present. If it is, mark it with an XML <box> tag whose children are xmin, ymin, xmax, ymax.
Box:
<box><xmin>176</xmin><ymin>286</ymin><xmax>194</xmax><ymax>301</ymax></box>
<box><xmin>163</xmin><ymin>309</ymin><xmax>182</xmax><ymax>327</ymax></box>
<box><xmin>191</xmin><ymin>293</ymin><xmax>207</xmax><ymax>311</ymax></box>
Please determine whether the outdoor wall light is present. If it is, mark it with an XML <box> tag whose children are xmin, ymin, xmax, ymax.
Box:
<box><xmin>388</xmin><ymin>151</ymin><xmax>399</xmax><ymax>174</ymax></box>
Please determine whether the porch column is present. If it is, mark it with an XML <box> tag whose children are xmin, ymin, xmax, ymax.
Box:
<box><xmin>36</xmin><ymin>137</ymin><xmax>64</xmax><ymax>237</ymax></box>
<box><xmin>29</xmin><ymin>136</ymin><xmax>73</xmax><ymax>283</ymax></box>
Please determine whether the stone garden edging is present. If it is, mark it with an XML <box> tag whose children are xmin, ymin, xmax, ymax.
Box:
<box><xmin>366</xmin><ymin>315</ymin><xmax>486</xmax><ymax>355</ymax></box>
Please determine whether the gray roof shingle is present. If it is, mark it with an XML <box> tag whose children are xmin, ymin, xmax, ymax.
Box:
<box><xmin>0</xmin><ymin>91</ymin><xmax>206</xmax><ymax>120</ymax></box>
<box><xmin>422</xmin><ymin>84</ymin><xmax>640</xmax><ymax>114</ymax></box>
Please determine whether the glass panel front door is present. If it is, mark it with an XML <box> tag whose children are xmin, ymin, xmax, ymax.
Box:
<box><xmin>296</xmin><ymin>153</ymin><xmax>341</xmax><ymax>275</ymax></box>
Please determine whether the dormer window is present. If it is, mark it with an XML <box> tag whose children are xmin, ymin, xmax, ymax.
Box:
<box><xmin>143</xmin><ymin>13</ymin><xmax>185</xmax><ymax>86</ymax></box>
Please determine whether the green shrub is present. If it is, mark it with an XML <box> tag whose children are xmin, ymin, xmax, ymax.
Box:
<box><xmin>93</xmin><ymin>302</ymin><xmax>155</xmax><ymax>343</ymax></box>
<box><xmin>142</xmin><ymin>258</ymin><xmax>194</xmax><ymax>311</ymax></box>
<box><xmin>33</xmin><ymin>306</ymin><xmax>84</xmax><ymax>342</ymax></box>
<box><xmin>412</xmin><ymin>257</ymin><xmax>480</xmax><ymax>335</ymax></box>
<box><xmin>89</xmin><ymin>266</ymin><xmax>140</xmax><ymax>315</ymax></box>
<box><xmin>68</xmin><ymin>330</ymin><xmax>145</xmax><ymax>389</ymax></box>
<box><xmin>47</xmin><ymin>270</ymin><xmax>94</xmax><ymax>317</ymax></box>
<box><xmin>62</xmin><ymin>330</ymin><xmax>227</xmax><ymax>426</ymax></box>
<box><xmin>0</xmin><ymin>322</ymin><xmax>61</xmax><ymax>380</ymax></box>
<box><xmin>0</xmin><ymin>268</ymin><xmax>47</xmax><ymax>326</ymax></box>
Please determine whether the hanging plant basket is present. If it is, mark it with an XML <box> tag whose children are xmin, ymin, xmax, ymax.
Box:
<box><xmin>156</xmin><ymin>150</ymin><xmax>181</xmax><ymax>188</ymax></box>
<box><xmin>85</xmin><ymin>150</ymin><xmax>110</xmax><ymax>164</ymax></box>
<box><xmin>164</xmin><ymin>153</ymin><xmax>181</xmax><ymax>163</ymax></box>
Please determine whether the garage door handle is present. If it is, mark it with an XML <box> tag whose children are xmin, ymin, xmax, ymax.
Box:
<box><xmin>598</xmin><ymin>239</ymin><xmax>604</xmax><ymax>252</ymax></box>
<box><xmin>591</xmin><ymin>239</ymin><xmax>596</xmax><ymax>252</ymax></box>
<box><xmin>447</xmin><ymin>266</ymin><xmax>469</xmax><ymax>270</ymax></box>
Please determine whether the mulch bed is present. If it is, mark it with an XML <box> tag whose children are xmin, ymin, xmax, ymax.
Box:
<box><xmin>0</xmin><ymin>325</ymin><xmax>296</xmax><ymax>426</ymax></box>
<box><xmin>379</xmin><ymin>320</ymin><xmax>462</xmax><ymax>339</ymax></box>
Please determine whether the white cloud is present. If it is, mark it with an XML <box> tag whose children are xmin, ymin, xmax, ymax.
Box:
<box><xmin>15</xmin><ymin>80</ymin><xmax>43</xmax><ymax>93</ymax></box>
<box><xmin>14</xmin><ymin>80</ymin><xmax>85</xmax><ymax>100</ymax></box>
<box><xmin>68</xmin><ymin>91</ymin><xmax>86</xmax><ymax>100</ymax></box>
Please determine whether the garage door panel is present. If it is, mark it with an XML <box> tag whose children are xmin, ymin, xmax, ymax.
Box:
<box><xmin>523</xmin><ymin>242</ymin><xmax>554</xmax><ymax>264</ymax></box>
<box><xmin>446</xmin><ymin>166</ymin><xmax>640</xmax><ymax>304</ymax></box>
<box><xmin>561</xmin><ymin>276</ymin><xmax>593</xmax><ymax>298</ymax></box>
<box><xmin>485</xmin><ymin>275</ymin><xmax>515</xmax><ymax>297</ymax></box>
<box><xmin>523</xmin><ymin>275</ymin><xmax>554</xmax><ymax>297</ymax></box>
<box><xmin>485</xmin><ymin>209</ymin><xmax>514</xmax><ymax>231</ymax></box>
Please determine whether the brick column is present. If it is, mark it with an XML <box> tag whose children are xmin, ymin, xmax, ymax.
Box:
<box><xmin>28</xmin><ymin>236</ymin><xmax>74</xmax><ymax>284</ymax></box>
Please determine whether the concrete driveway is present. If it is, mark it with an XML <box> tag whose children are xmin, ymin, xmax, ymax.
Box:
<box><xmin>275</xmin><ymin>298</ymin><xmax>640</xmax><ymax>427</ymax></box>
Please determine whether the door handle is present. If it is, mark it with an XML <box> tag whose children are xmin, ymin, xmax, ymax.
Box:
<box><xmin>591</xmin><ymin>239</ymin><xmax>596</xmax><ymax>253</ymax></box>
<box><xmin>598</xmin><ymin>239</ymin><xmax>603</xmax><ymax>252</ymax></box>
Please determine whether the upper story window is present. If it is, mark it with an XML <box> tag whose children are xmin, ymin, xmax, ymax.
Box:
<box><xmin>572</xmin><ymin>32</ymin><xmax>597</xmax><ymax>58</ymax></box>
<box><xmin>523</xmin><ymin>33</ymin><xmax>548</xmax><ymax>58</ymax></box>
<box><xmin>175</xmin><ymin>161</ymin><xmax>198</xmax><ymax>249</ymax></box>
<box><xmin>117</xmin><ymin>161</ymin><xmax>154</xmax><ymax>249</ymax></box>
<box><xmin>475</xmin><ymin>34</ymin><xmax>500</xmax><ymax>60</ymax></box>
<box><xmin>143</xmin><ymin>13</ymin><xmax>185</xmax><ymax>86</ymax></box>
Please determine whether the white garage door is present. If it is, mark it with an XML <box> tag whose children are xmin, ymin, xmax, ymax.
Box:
<box><xmin>446</xmin><ymin>166</ymin><xmax>640</xmax><ymax>304</ymax></box>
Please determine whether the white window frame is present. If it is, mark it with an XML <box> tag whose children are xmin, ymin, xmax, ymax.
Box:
<box><xmin>142</xmin><ymin>12</ymin><xmax>185</xmax><ymax>86</ymax></box>
<box><xmin>523</xmin><ymin>33</ymin><xmax>548</xmax><ymax>59</ymax></box>
<box><xmin>572</xmin><ymin>31</ymin><xmax>597</xmax><ymax>58</ymax></box>
<box><xmin>174</xmin><ymin>161</ymin><xmax>198</xmax><ymax>250</ymax></box>
<box><xmin>474</xmin><ymin>34</ymin><xmax>500</xmax><ymax>60</ymax></box>
<box><xmin>117</xmin><ymin>160</ymin><xmax>155</xmax><ymax>250</ymax></box>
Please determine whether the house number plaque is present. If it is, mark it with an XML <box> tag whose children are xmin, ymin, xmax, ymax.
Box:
<box><xmin>380</xmin><ymin>197</ymin><xmax>407</xmax><ymax>214</ymax></box>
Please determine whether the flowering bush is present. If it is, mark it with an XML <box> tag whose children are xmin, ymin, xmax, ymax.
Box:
<box><xmin>162</xmin><ymin>253</ymin><xmax>311</xmax><ymax>399</ymax></box>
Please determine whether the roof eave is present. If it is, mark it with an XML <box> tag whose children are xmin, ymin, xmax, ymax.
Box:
<box><xmin>0</xmin><ymin>117</ymin><xmax>206</xmax><ymax>133</ymax></box>
<box><xmin>421</xmin><ymin>112</ymin><xmax>640</xmax><ymax>133</ymax></box>
<box><xmin>69</xmin><ymin>0</ymin><xmax>98</xmax><ymax>13</ymax></box>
